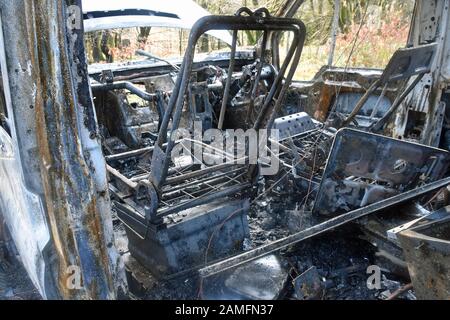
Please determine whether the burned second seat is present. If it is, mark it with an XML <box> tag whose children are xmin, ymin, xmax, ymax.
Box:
<box><xmin>328</xmin><ymin>43</ymin><xmax>438</xmax><ymax>131</ymax></box>
<box><xmin>107</xmin><ymin>8</ymin><xmax>306</xmax><ymax>277</ymax></box>
<box><xmin>267</xmin><ymin>43</ymin><xmax>441</xmax><ymax>211</ymax></box>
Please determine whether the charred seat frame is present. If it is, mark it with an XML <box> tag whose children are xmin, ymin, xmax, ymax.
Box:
<box><xmin>111</xmin><ymin>8</ymin><xmax>306</xmax><ymax>230</ymax></box>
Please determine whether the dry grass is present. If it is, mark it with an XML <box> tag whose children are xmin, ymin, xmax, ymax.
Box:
<box><xmin>292</xmin><ymin>11</ymin><xmax>411</xmax><ymax>80</ymax></box>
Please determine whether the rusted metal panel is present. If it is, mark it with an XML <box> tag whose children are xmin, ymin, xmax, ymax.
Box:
<box><xmin>398</xmin><ymin>215</ymin><xmax>450</xmax><ymax>299</ymax></box>
<box><xmin>0</xmin><ymin>0</ymin><xmax>58</xmax><ymax>299</ymax></box>
<box><xmin>395</xmin><ymin>0</ymin><xmax>450</xmax><ymax>146</ymax></box>
<box><xmin>0</xmin><ymin>0</ymin><xmax>125</xmax><ymax>299</ymax></box>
